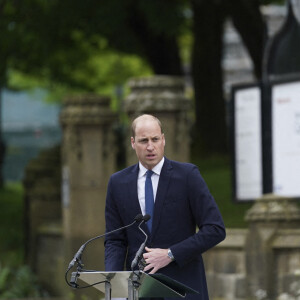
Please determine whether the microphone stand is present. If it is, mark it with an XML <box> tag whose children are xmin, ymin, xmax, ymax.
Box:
<box><xmin>131</xmin><ymin>215</ymin><xmax>150</xmax><ymax>271</ymax></box>
<box><xmin>65</xmin><ymin>214</ymin><xmax>144</xmax><ymax>288</ymax></box>
<box><xmin>129</xmin><ymin>215</ymin><xmax>151</xmax><ymax>300</ymax></box>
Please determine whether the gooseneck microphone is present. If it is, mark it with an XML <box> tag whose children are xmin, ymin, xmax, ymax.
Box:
<box><xmin>67</xmin><ymin>214</ymin><xmax>144</xmax><ymax>272</ymax></box>
<box><xmin>131</xmin><ymin>214</ymin><xmax>151</xmax><ymax>270</ymax></box>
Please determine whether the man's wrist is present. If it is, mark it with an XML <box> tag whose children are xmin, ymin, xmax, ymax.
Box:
<box><xmin>167</xmin><ymin>249</ymin><xmax>175</xmax><ymax>261</ymax></box>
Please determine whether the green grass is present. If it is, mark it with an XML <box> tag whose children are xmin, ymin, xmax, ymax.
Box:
<box><xmin>0</xmin><ymin>183</ymin><xmax>24</xmax><ymax>266</ymax></box>
<box><xmin>193</xmin><ymin>155</ymin><xmax>252</xmax><ymax>228</ymax></box>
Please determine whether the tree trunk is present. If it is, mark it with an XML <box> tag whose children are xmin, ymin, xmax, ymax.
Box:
<box><xmin>128</xmin><ymin>6</ymin><xmax>183</xmax><ymax>75</ymax></box>
<box><xmin>143</xmin><ymin>34</ymin><xmax>183</xmax><ymax>75</ymax></box>
<box><xmin>227</xmin><ymin>0</ymin><xmax>267</xmax><ymax>78</ymax></box>
<box><xmin>191</xmin><ymin>0</ymin><xmax>227</xmax><ymax>155</ymax></box>
<box><xmin>0</xmin><ymin>89</ymin><xmax>4</xmax><ymax>188</ymax></box>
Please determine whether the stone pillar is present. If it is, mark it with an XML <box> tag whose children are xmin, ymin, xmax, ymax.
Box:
<box><xmin>60</xmin><ymin>95</ymin><xmax>117</xmax><ymax>276</ymax></box>
<box><xmin>23</xmin><ymin>145</ymin><xmax>63</xmax><ymax>295</ymax></box>
<box><xmin>245</xmin><ymin>194</ymin><xmax>300</xmax><ymax>299</ymax></box>
<box><xmin>124</xmin><ymin>75</ymin><xmax>191</xmax><ymax>166</ymax></box>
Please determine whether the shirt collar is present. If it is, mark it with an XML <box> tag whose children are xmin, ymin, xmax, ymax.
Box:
<box><xmin>138</xmin><ymin>157</ymin><xmax>165</xmax><ymax>178</ymax></box>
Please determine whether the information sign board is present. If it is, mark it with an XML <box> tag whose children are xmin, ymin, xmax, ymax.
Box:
<box><xmin>231</xmin><ymin>85</ymin><xmax>263</xmax><ymax>201</ymax></box>
<box><xmin>272</xmin><ymin>80</ymin><xmax>300</xmax><ymax>196</ymax></box>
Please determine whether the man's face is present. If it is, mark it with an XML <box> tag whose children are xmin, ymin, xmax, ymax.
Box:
<box><xmin>131</xmin><ymin>118</ymin><xmax>165</xmax><ymax>170</ymax></box>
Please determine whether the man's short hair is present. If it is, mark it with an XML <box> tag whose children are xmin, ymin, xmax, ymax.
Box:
<box><xmin>131</xmin><ymin>114</ymin><xmax>163</xmax><ymax>138</ymax></box>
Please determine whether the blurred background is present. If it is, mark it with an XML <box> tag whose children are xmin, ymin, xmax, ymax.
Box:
<box><xmin>1</xmin><ymin>0</ymin><xmax>299</xmax><ymax>299</ymax></box>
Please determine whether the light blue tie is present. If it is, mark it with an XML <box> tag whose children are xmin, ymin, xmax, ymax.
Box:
<box><xmin>145</xmin><ymin>170</ymin><xmax>154</xmax><ymax>232</ymax></box>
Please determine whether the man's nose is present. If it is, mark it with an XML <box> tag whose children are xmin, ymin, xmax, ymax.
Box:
<box><xmin>147</xmin><ymin>142</ymin><xmax>154</xmax><ymax>150</ymax></box>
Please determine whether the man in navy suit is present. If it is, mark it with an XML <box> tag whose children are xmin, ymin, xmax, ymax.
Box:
<box><xmin>105</xmin><ymin>114</ymin><xmax>226</xmax><ymax>300</ymax></box>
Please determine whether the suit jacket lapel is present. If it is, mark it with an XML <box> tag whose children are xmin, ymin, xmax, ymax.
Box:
<box><xmin>126</xmin><ymin>164</ymin><xmax>142</xmax><ymax>217</ymax></box>
<box><xmin>151</xmin><ymin>158</ymin><xmax>173</xmax><ymax>237</ymax></box>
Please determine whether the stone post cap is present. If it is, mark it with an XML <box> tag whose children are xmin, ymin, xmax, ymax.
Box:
<box><xmin>124</xmin><ymin>75</ymin><xmax>191</xmax><ymax>113</ymax></box>
<box><xmin>127</xmin><ymin>75</ymin><xmax>185</xmax><ymax>88</ymax></box>
<box><xmin>62</xmin><ymin>94</ymin><xmax>111</xmax><ymax>105</ymax></box>
<box><xmin>245</xmin><ymin>193</ymin><xmax>300</xmax><ymax>222</ymax></box>
<box><xmin>60</xmin><ymin>94</ymin><xmax>117</xmax><ymax>125</ymax></box>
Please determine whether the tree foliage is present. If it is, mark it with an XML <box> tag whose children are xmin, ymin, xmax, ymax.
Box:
<box><xmin>1</xmin><ymin>0</ymin><xmax>281</xmax><ymax>154</ymax></box>
<box><xmin>2</xmin><ymin>0</ymin><xmax>185</xmax><ymax>84</ymax></box>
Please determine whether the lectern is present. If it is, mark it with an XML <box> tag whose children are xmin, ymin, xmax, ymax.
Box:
<box><xmin>77</xmin><ymin>271</ymin><xmax>198</xmax><ymax>300</ymax></box>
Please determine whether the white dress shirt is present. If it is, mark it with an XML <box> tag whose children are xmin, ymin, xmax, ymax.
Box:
<box><xmin>137</xmin><ymin>157</ymin><xmax>165</xmax><ymax>215</ymax></box>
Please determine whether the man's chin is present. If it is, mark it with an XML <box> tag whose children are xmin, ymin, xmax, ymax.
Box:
<box><xmin>145</xmin><ymin>156</ymin><xmax>156</xmax><ymax>162</ymax></box>
<box><xmin>144</xmin><ymin>159</ymin><xmax>157</xmax><ymax>168</ymax></box>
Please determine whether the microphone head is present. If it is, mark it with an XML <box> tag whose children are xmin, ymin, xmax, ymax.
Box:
<box><xmin>134</xmin><ymin>214</ymin><xmax>144</xmax><ymax>222</ymax></box>
<box><xmin>143</xmin><ymin>214</ymin><xmax>151</xmax><ymax>222</ymax></box>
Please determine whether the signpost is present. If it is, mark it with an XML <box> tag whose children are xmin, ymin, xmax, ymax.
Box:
<box><xmin>230</xmin><ymin>76</ymin><xmax>300</xmax><ymax>202</ymax></box>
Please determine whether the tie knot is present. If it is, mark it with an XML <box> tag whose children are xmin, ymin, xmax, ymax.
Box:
<box><xmin>146</xmin><ymin>170</ymin><xmax>154</xmax><ymax>178</ymax></box>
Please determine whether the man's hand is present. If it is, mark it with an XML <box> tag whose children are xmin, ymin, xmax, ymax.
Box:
<box><xmin>143</xmin><ymin>247</ymin><xmax>173</xmax><ymax>274</ymax></box>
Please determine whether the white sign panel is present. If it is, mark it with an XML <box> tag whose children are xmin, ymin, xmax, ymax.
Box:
<box><xmin>234</xmin><ymin>87</ymin><xmax>262</xmax><ymax>200</ymax></box>
<box><xmin>272</xmin><ymin>81</ymin><xmax>300</xmax><ymax>197</ymax></box>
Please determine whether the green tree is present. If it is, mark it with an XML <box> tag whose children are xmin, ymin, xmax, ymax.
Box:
<box><xmin>2</xmin><ymin>0</ymin><xmax>279</xmax><ymax>156</ymax></box>
<box><xmin>4</xmin><ymin>0</ymin><xmax>184</xmax><ymax>85</ymax></box>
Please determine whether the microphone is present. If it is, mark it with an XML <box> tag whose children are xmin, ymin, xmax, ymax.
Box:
<box><xmin>131</xmin><ymin>214</ymin><xmax>151</xmax><ymax>270</ymax></box>
<box><xmin>67</xmin><ymin>214</ymin><xmax>144</xmax><ymax>271</ymax></box>
<box><xmin>143</xmin><ymin>214</ymin><xmax>151</xmax><ymax>222</ymax></box>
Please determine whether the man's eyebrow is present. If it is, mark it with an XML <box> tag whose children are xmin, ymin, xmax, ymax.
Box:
<box><xmin>137</xmin><ymin>137</ymin><xmax>149</xmax><ymax>141</ymax></box>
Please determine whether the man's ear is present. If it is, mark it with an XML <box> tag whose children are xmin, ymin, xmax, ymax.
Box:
<box><xmin>131</xmin><ymin>137</ymin><xmax>135</xmax><ymax>150</ymax></box>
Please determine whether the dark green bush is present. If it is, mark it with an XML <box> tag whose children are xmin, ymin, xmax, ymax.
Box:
<box><xmin>0</xmin><ymin>265</ymin><xmax>48</xmax><ymax>299</ymax></box>
<box><xmin>0</xmin><ymin>183</ymin><xmax>24</xmax><ymax>266</ymax></box>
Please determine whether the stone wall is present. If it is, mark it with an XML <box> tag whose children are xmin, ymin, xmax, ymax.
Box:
<box><xmin>204</xmin><ymin>230</ymin><xmax>300</xmax><ymax>300</ymax></box>
<box><xmin>204</xmin><ymin>195</ymin><xmax>300</xmax><ymax>300</ymax></box>
<box><xmin>204</xmin><ymin>229</ymin><xmax>247</xmax><ymax>300</ymax></box>
<box><xmin>273</xmin><ymin>229</ymin><xmax>300</xmax><ymax>298</ymax></box>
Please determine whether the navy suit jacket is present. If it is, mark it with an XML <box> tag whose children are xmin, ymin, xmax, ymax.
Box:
<box><xmin>104</xmin><ymin>157</ymin><xmax>226</xmax><ymax>300</ymax></box>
